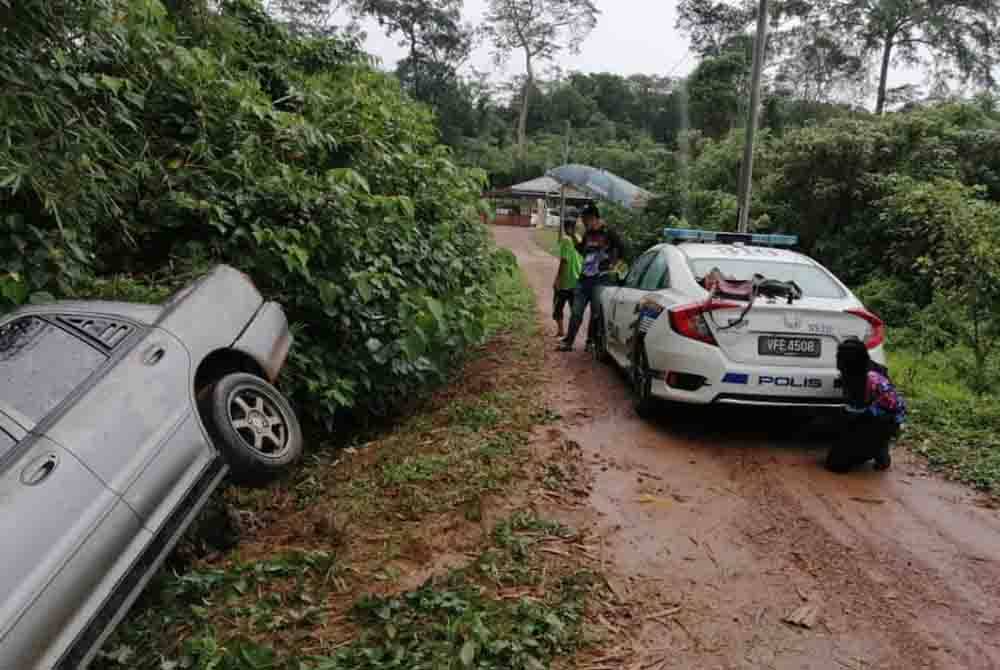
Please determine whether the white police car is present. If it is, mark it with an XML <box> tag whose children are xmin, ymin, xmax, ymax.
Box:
<box><xmin>593</xmin><ymin>229</ymin><xmax>886</xmax><ymax>416</ymax></box>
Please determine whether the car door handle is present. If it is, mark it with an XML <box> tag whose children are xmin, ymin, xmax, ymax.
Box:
<box><xmin>21</xmin><ymin>452</ymin><xmax>59</xmax><ymax>486</ymax></box>
<box><xmin>143</xmin><ymin>344</ymin><xmax>166</xmax><ymax>366</ymax></box>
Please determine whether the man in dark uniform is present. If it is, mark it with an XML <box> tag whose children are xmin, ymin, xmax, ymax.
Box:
<box><xmin>557</xmin><ymin>203</ymin><xmax>625</xmax><ymax>352</ymax></box>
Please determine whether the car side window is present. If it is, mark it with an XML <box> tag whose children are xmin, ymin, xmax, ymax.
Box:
<box><xmin>658</xmin><ymin>264</ymin><xmax>671</xmax><ymax>289</ymax></box>
<box><xmin>0</xmin><ymin>317</ymin><xmax>107</xmax><ymax>423</ymax></box>
<box><xmin>625</xmin><ymin>252</ymin><xmax>656</xmax><ymax>289</ymax></box>
<box><xmin>639</xmin><ymin>252</ymin><xmax>669</xmax><ymax>291</ymax></box>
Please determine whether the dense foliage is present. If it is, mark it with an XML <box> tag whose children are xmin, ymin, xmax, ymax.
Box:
<box><xmin>620</xmin><ymin>104</ymin><xmax>1000</xmax><ymax>294</ymax></box>
<box><xmin>0</xmin><ymin>0</ymin><xmax>506</xmax><ymax>427</ymax></box>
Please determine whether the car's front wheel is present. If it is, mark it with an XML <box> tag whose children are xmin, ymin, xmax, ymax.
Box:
<box><xmin>592</xmin><ymin>312</ymin><xmax>612</xmax><ymax>364</ymax></box>
<box><xmin>631</xmin><ymin>343</ymin><xmax>657</xmax><ymax>419</ymax></box>
<box><xmin>203</xmin><ymin>373</ymin><xmax>303</xmax><ymax>485</ymax></box>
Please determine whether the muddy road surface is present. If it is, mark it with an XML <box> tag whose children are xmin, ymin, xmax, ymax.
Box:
<box><xmin>495</xmin><ymin>225</ymin><xmax>1000</xmax><ymax>670</ymax></box>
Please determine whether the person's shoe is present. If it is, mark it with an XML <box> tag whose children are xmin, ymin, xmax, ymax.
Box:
<box><xmin>584</xmin><ymin>340</ymin><xmax>594</xmax><ymax>353</ymax></box>
<box><xmin>873</xmin><ymin>444</ymin><xmax>892</xmax><ymax>471</ymax></box>
<box><xmin>556</xmin><ymin>341</ymin><xmax>573</xmax><ymax>352</ymax></box>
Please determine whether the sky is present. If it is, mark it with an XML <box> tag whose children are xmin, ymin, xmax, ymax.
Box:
<box><xmin>333</xmin><ymin>0</ymin><xmax>696</xmax><ymax>80</ymax></box>
<box><xmin>329</xmin><ymin>0</ymin><xmax>930</xmax><ymax>100</ymax></box>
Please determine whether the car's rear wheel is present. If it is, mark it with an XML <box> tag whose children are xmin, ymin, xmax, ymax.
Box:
<box><xmin>203</xmin><ymin>373</ymin><xmax>303</xmax><ymax>485</ymax></box>
<box><xmin>632</xmin><ymin>343</ymin><xmax>657</xmax><ymax>419</ymax></box>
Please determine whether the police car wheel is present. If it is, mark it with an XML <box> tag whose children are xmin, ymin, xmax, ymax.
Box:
<box><xmin>632</xmin><ymin>345</ymin><xmax>656</xmax><ymax>419</ymax></box>
<box><xmin>593</xmin><ymin>316</ymin><xmax>612</xmax><ymax>364</ymax></box>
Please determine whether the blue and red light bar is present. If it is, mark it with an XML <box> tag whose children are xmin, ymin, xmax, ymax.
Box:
<box><xmin>663</xmin><ymin>228</ymin><xmax>798</xmax><ymax>247</ymax></box>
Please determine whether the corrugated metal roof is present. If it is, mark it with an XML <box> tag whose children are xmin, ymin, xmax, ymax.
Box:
<box><xmin>487</xmin><ymin>176</ymin><xmax>592</xmax><ymax>200</ymax></box>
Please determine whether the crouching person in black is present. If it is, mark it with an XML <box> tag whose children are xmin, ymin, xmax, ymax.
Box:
<box><xmin>826</xmin><ymin>337</ymin><xmax>907</xmax><ymax>473</ymax></box>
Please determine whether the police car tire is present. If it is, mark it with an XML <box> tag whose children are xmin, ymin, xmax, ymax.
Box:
<box><xmin>632</xmin><ymin>344</ymin><xmax>657</xmax><ymax>419</ymax></box>
<box><xmin>593</xmin><ymin>316</ymin><xmax>612</xmax><ymax>364</ymax></box>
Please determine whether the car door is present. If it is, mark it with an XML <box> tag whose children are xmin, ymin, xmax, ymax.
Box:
<box><xmin>43</xmin><ymin>317</ymin><xmax>215</xmax><ymax>535</ymax></box>
<box><xmin>0</xmin><ymin>316</ymin><xmax>143</xmax><ymax>669</ymax></box>
<box><xmin>632</xmin><ymin>250</ymin><xmax>674</xmax><ymax>343</ymax></box>
<box><xmin>609</xmin><ymin>251</ymin><xmax>658</xmax><ymax>359</ymax></box>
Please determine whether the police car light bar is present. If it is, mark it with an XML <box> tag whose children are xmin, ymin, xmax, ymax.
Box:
<box><xmin>663</xmin><ymin>228</ymin><xmax>798</xmax><ymax>247</ymax></box>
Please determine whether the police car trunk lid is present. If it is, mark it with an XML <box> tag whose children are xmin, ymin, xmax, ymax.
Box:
<box><xmin>707</xmin><ymin>298</ymin><xmax>869</xmax><ymax>369</ymax></box>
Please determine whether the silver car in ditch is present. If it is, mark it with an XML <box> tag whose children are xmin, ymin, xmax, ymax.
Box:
<box><xmin>0</xmin><ymin>265</ymin><xmax>303</xmax><ymax>669</ymax></box>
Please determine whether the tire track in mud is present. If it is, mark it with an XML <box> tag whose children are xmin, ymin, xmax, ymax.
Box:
<box><xmin>731</xmin><ymin>448</ymin><xmax>951</xmax><ymax>669</ymax></box>
<box><xmin>744</xmin><ymin>452</ymin><xmax>1000</xmax><ymax>669</ymax></box>
<box><xmin>495</xmin><ymin>225</ymin><xmax>1000</xmax><ymax>670</ymax></box>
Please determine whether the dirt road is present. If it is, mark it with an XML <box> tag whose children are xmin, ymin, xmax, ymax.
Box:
<box><xmin>495</xmin><ymin>225</ymin><xmax>1000</xmax><ymax>670</ymax></box>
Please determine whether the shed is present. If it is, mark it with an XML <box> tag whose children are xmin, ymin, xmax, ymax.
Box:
<box><xmin>483</xmin><ymin>176</ymin><xmax>594</xmax><ymax>227</ymax></box>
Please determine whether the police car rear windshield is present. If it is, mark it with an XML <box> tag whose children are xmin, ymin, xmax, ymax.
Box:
<box><xmin>690</xmin><ymin>259</ymin><xmax>846</xmax><ymax>299</ymax></box>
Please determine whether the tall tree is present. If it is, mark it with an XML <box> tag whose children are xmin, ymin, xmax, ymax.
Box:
<box><xmin>352</xmin><ymin>0</ymin><xmax>473</xmax><ymax>99</ymax></box>
<box><xmin>483</xmin><ymin>0</ymin><xmax>599</xmax><ymax>151</ymax></box>
<box><xmin>265</xmin><ymin>0</ymin><xmax>352</xmax><ymax>36</ymax></box>
<box><xmin>687</xmin><ymin>47</ymin><xmax>751</xmax><ymax>138</ymax></box>
<box><xmin>827</xmin><ymin>0</ymin><xmax>1000</xmax><ymax>114</ymax></box>
<box><xmin>627</xmin><ymin>74</ymin><xmax>677</xmax><ymax>137</ymax></box>
<box><xmin>773</xmin><ymin>22</ymin><xmax>866</xmax><ymax>103</ymax></box>
<box><xmin>676</xmin><ymin>0</ymin><xmax>754</xmax><ymax>58</ymax></box>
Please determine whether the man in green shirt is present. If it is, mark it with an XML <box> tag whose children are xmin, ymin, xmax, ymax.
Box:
<box><xmin>552</xmin><ymin>218</ymin><xmax>582</xmax><ymax>338</ymax></box>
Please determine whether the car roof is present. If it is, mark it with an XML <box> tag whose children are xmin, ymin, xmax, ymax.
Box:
<box><xmin>674</xmin><ymin>243</ymin><xmax>814</xmax><ymax>265</ymax></box>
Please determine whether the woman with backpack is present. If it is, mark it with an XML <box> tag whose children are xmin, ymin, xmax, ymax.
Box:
<box><xmin>827</xmin><ymin>337</ymin><xmax>907</xmax><ymax>473</ymax></box>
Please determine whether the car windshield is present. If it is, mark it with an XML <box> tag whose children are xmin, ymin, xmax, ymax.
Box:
<box><xmin>690</xmin><ymin>259</ymin><xmax>846</xmax><ymax>299</ymax></box>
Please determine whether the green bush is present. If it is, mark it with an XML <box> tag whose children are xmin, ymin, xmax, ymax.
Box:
<box><xmin>1</xmin><ymin>0</ymin><xmax>502</xmax><ymax>427</ymax></box>
<box><xmin>890</xmin><ymin>347</ymin><xmax>1000</xmax><ymax>491</ymax></box>
<box><xmin>853</xmin><ymin>276</ymin><xmax>921</xmax><ymax>329</ymax></box>
<box><xmin>877</xmin><ymin>175</ymin><xmax>1000</xmax><ymax>392</ymax></box>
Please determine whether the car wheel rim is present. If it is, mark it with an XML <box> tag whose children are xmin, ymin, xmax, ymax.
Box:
<box><xmin>228</xmin><ymin>388</ymin><xmax>290</xmax><ymax>459</ymax></box>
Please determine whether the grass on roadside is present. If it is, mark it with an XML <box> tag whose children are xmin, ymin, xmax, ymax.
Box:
<box><xmin>889</xmin><ymin>347</ymin><xmax>1000</xmax><ymax>491</ymax></box>
<box><xmin>93</xmin><ymin>259</ymin><xmax>601</xmax><ymax>670</ymax></box>
<box><xmin>320</xmin><ymin>512</ymin><xmax>595</xmax><ymax>670</ymax></box>
<box><xmin>484</xmin><ymin>263</ymin><xmax>537</xmax><ymax>336</ymax></box>
<box><xmin>534</xmin><ymin>228</ymin><xmax>561</xmax><ymax>258</ymax></box>
<box><xmin>97</xmin><ymin>511</ymin><xmax>596</xmax><ymax>670</ymax></box>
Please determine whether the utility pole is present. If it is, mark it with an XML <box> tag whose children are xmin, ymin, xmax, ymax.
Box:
<box><xmin>559</xmin><ymin>120</ymin><xmax>571</xmax><ymax>242</ymax></box>
<box><xmin>736</xmin><ymin>0</ymin><xmax>769</xmax><ymax>233</ymax></box>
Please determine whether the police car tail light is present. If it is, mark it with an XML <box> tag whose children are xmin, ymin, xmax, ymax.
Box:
<box><xmin>669</xmin><ymin>301</ymin><xmax>740</xmax><ymax>346</ymax></box>
<box><xmin>845</xmin><ymin>308</ymin><xmax>885</xmax><ymax>349</ymax></box>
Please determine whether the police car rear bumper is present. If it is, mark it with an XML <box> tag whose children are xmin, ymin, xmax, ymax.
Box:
<box><xmin>646</xmin><ymin>344</ymin><xmax>846</xmax><ymax>407</ymax></box>
<box><xmin>712</xmin><ymin>394</ymin><xmax>845</xmax><ymax>408</ymax></box>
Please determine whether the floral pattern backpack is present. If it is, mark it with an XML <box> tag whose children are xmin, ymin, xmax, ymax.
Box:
<box><xmin>851</xmin><ymin>363</ymin><xmax>907</xmax><ymax>426</ymax></box>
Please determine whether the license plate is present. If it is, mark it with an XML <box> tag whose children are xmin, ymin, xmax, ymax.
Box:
<box><xmin>758</xmin><ymin>335</ymin><xmax>821</xmax><ymax>358</ymax></box>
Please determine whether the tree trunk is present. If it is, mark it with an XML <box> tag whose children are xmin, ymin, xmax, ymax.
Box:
<box><xmin>409</xmin><ymin>33</ymin><xmax>420</xmax><ymax>100</ymax></box>
<box><xmin>517</xmin><ymin>50</ymin><xmax>533</xmax><ymax>153</ymax></box>
<box><xmin>971</xmin><ymin>271</ymin><xmax>985</xmax><ymax>392</ymax></box>
<box><xmin>875</xmin><ymin>34</ymin><xmax>894</xmax><ymax>115</ymax></box>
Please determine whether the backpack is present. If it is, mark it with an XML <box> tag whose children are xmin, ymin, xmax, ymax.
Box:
<box><xmin>865</xmin><ymin>369</ymin><xmax>907</xmax><ymax>426</ymax></box>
